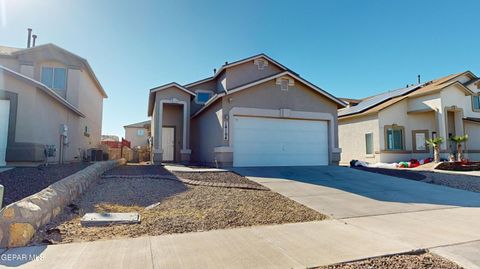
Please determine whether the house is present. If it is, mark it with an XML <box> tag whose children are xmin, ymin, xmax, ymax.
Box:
<box><xmin>338</xmin><ymin>71</ymin><xmax>480</xmax><ymax>164</ymax></box>
<box><xmin>124</xmin><ymin>120</ymin><xmax>150</xmax><ymax>148</ymax></box>
<box><xmin>0</xmin><ymin>40</ymin><xmax>107</xmax><ymax>166</ymax></box>
<box><xmin>147</xmin><ymin>54</ymin><xmax>346</xmax><ymax>167</ymax></box>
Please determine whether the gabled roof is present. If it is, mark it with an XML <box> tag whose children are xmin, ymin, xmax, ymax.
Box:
<box><xmin>0</xmin><ymin>45</ymin><xmax>22</xmax><ymax>56</ymax></box>
<box><xmin>0</xmin><ymin>65</ymin><xmax>85</xmax><ymax>117</ymax></box>
<box><xmin>339</xmin><ymin>71</ymin><xmax>478</xmax><ymax>119</ymax></box>
<box><xmin>124</xmin><ymin>120</ymin><xmax>151</xmax><ymax>128</ymax></box>
<box><xmin>184</xmin><ymin>53</ymin><xmax>293</xmax><ymax>88</ymax></box>
<box><xmin>338</xmin><ymin>84</ymin><xmax>422</xmax><ymax>117</ymax></box>
<box><xmin>147</xmin><ymin>82</ymin><xmax>196</xmax><ymax>116</ymax></box>
<box><xmin>192</xmin><ymin>70</ymin><xmax>347</xmax><ymax>118</ymax></box>
<box><xmin>4</xmin><ymin>43</ymin><xmax>107</xmax><ymax>98</ymax></box>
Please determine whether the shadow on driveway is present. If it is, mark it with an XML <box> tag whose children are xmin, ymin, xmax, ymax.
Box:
<box><xmin>233</xmin><ymin>166</ymin><xmax>480</xmax><ymax>212</ymax></box>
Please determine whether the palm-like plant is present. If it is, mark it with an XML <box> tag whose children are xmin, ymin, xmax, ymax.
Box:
<box><xmin>450</xmin><ymin>134</ymin><xmax>469</xmax><ymax>161</ymax></box>
<box><xmin>426</xmin><ymin>137</ymin><xmax>444</xmax><ymax>163</ymax></box>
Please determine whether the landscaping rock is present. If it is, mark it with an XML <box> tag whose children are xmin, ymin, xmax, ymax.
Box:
<box><xmin>0</xmin><ymin>159</ymin><xmax>126</xmax><ymax>248</ymax></box>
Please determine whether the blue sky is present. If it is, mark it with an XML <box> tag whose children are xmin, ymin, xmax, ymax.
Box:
<box><xmin>0</xmin><ymin>0</ymin><xmax>479</xmax><ymax>137</ymax></box>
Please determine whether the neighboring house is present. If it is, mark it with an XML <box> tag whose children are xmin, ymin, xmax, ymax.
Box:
<box><xmin>101</xmin><ymin>135</ymin><xmax>119</xmax><ymax>142</ymax></box>
<box><xmin>124</xmin><ymin>120</ymin><xmax>150</xmax><ymax>148</ymax></box>
<box><xmin>0</xmin><ymin>43</ymin><xmax>107</xmax><ymax>165</ymax></box>
<box><xmin>338</xmin><ymin>71</ymin><xmax>480</xmax><ymax>164</ymax></box>
<box><xmin>147</xmin><ymin>54</ymin><xmax>346</xmax><ymax>167</ymax></box>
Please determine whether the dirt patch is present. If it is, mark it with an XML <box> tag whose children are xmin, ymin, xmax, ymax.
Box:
<box><xmin>103</xmin><ymin>164</ymin><xmax>172</xmax><ymax>176</ymax></box>
<box><xmin>0</xmin><ymin>163</ymin><xmax>91</xmax><ymax>207</ymax></box>
<box><xmin>32</xmin><ymin>175</ymin><xmax>326</xmax><ymax>244</ymax></box>
<box><xmin>172</xmin><ymin>171</ymin><xmax>264</xmax><ymax>188</ymax></box>
<box><xmin>437</xmin><ymin>162</ymin><xmax>480</xmax><ymax>171</ymax></box>
<box><xmin>317</xmin><ymin>252</ymin><xmax>463</xmax><ymax>269</ymax></box>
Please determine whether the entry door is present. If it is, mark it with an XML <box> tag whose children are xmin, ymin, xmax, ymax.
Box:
<box><xmin>0</xmin><ymin>100</ymin><xmax>10</xmax><ymax>166</ymax></box>
<box><xmin>161</xmin><ymin>127</ymin><xmax>175</xmax><ymax>162</ymax></box>
<box><xmin>233</xmin><ymin>116</ymin><xmax>329</xmax><ymax>167</ymax></box>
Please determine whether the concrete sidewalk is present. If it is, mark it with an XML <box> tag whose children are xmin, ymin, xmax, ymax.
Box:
<box><xmin>0</xmin><ymin>220</ymin><xmax>415</xmax><ymax>269</ymax></box>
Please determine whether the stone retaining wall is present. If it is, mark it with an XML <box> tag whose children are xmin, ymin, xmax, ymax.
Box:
<box><xmin>0</xmin><ymin>159</ymin><xmax>126</xmax><ymax>248</ymax></box>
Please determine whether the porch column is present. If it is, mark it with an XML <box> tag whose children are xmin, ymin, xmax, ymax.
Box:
<box><xmin>152</xmin><ymin>101</ymin><xmax>163</xmax><ymax>163</ymax></box>
<box><xmin>180</xmin><ymin>102</ymin><xmax>191</xmax><ymax>163</ymax></box>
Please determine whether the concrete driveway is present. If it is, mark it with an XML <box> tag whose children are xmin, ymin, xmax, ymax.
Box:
<box><xmin>233</xmin><ymin>165</ymin><xmax>480</xmax><ymax>219</ymax></box>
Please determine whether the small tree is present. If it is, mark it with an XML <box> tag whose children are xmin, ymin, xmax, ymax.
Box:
<box><xmin>450</xmin><ymin>134</ymin><xmax>469</xmax><ymax>161</ymax></box>
<box><xmin>426</xmin><ymin>137</ymin><xmax>444</xmax><ymax>163</ymax></box>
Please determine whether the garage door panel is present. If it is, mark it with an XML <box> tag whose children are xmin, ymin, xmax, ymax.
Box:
<box><xmin>233</xmin><ymin>116</ymin><xmax>328</xmax><ymax>167</ymax></box>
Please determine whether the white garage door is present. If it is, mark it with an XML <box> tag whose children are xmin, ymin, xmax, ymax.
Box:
<box><xmin>0</xmin><ymin>100</ymin><xmax>10</xmax><ymax>166</ymax></box>
<box><xmin>233</xmin><ymin>116</ymin><xmax>329</xmax><ymax>167</ymax></box>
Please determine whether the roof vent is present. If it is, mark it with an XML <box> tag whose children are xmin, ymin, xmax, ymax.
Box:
<box><xmin>213</xmin><ymin>68</ymin><xmax>216</xmax><ymax>74</ymax></box>
<box><xmin>27</xmin><ymin>28</ymin><xmax>32</xmax><ymax>48</ymax></box>
<box><xmin>32</xmin><ymin>34</ymin><xmax>37</xmax><ymax>47</ymax></box>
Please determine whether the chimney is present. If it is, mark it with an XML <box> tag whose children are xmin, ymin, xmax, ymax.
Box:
<box><xmin>32</xmin><ymin>35</ymin><xmax>37</xmax><ymax>47</ymax></box>
<box><xmin>27</xmin><ymin>28</ymin><xmax>32</xmax><ymax>48</ymax></box>
<box><xmin>417</xmin><ymin>75</ymin><xmax>421</xmax><ymax>84</ymax></box>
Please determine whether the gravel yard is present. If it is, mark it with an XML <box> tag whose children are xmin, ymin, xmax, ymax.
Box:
<box><xmin>32</xmin><ymin>165</ymin><xmax>327</xmax><ymax>244</ymax></box>
<box><xmin>317</xmin><ymin>252</ymin><xmax>463</xmax><ymax>269</ymax></box>
<box><xmin>353</xmin><ymin>166</ymin><xmax>480</xmax><ymax>193</ymax></box>
<box><xmin>0</xmin><ymin>163</ymin><xmax>91</xmax><ymax>207</ymax></box>
<box><xmin>172</xmin><ymin>171</ymin><xmax>264</xmax><ymax>188</ymax></box>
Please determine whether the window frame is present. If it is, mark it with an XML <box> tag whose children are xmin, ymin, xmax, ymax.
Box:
<box><xmin>472</xmin><ymin>95</ymin><xmax>480</xmax><ymax>112</ymax></box>
<box><xmin>194</xmin><ymin>90</ymin><xmax>213</xmax><ymax>105</ymax></box>
<box><xmin>137</xmin><ymin>129</ymin><xmax>145</xmax><ymax>137</ymax></box>
<box><xmin>384</xmin><ymin>125</ymin><xmax>406</xmax><ymax>151</ymax></box>
<box><xmin>365</xmin><ymin>132</ymin><xmax>374</xmax><ymax>157</ymax></box>
<box><xmin>412</xmin><ymin>130</ymin><xmax>429</xmax><ymax>153</ymax></box>
<box><xmin>41</xmin><ymin>66</ymin><xmax>67</xmax><ymax>91</ymax></box>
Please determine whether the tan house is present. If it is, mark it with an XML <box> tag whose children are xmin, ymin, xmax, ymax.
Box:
<box><xmin>0</xmin><ymin>43</ymin><xmax>107</xmax><ymax>165</ymax></box>
<box><xmin>147</xmin><ymin>54</ymin><xmax>346</xmax><ymax>167</ymax></box>
<box><xmin>338</xmin><ymin>71</ymin><xmax>480</xmax><ymax>164</ymax></box>
<box><xmin>124</xmin><ymin>120</ymin><xmax>150</xmax><ymax>148</ymax></box>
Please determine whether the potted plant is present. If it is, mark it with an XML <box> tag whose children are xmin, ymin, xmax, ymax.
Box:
<box><xmin>450</xmin><ymin>134</ymin><xmax>469</xmax><ymax>161</ymax></box>
<box><xmin>426</xmin><ymin>137</ymin><xmax>444</xmax><ymax>163</ymax></box>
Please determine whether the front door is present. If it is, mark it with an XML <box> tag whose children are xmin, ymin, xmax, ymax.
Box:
<box><xmin>0</xmin><ymin>100</ymin><xmax>10</xmax><ymax>166</ymax></box>
<box><xmin>161</xmin><ymin>127</ymin><xmax>175</xmax><ymax>162</ymax></box>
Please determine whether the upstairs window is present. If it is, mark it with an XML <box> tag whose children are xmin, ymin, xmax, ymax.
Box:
<box><xmin>137</xmin><ymin>129</ymin><xmax>145</xmax><ymax>136</ymax></box>
<box><xmin>195</xmin><ymin>90</ymin><xmax>212</xmax><ymax>104</ymax></box>
<box><xmin>41</xmin><ymin>67</ymin><xmax>67</xmax><ymax>90</ymax></box>
<box><xmin>473</xmin><ymin>95</ymin><xmax>480</xmax><ymax>111</ymax></box>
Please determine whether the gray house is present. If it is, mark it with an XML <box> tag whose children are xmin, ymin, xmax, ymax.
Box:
<box><xmin>147</xmin><ymin>54</ymin><xmax>346</xmax><ymax>167</ymax></box>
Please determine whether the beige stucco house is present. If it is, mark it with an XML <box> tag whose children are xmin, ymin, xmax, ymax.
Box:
<box><xmin>338</xmin><ymin>71</ymin><xmax>480</xmax><ymax>164</ymax></box>
<box><xmin>147</xmin><ymin>54</ymin><xmax>346</xmax><ymax>167</ymax></box>
<box><xmin>124</xmin><ymin>120</ymin><xmax>150</xmax><ymax>148</ymax></box>
<box><xmin>0</xmin><ymin>43</ymin><xmax>107</xmax><ymax>165</ymax></box>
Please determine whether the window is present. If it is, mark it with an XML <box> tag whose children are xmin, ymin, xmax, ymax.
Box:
<box><xmin>385</xmin><ymin>125</ymin><xmax>405</xmax><ymax>151</ymax></box>
<box><xmin>137</xmin><ymin>129</ymin><xmax>145</xmax><ymax>136</ymax></box>
<box><xmin>413</xmin><ymin>130</ymin><xmax>429</xmax><ymax>152</ymax></box>
<box><xmin>365</xmin><ymin>133</ymin><xmax>373</xmax><ymax>155</ymax></box>
<box><xmin>195</xmin><ymin>90</ymin><xmax>212</xmax><ymax>104</ymax></box>
<box><xmin>41</xmin><ymin>67</ymin><xmax>67</xmax><ymax>90</ymax></box>
<box><xmin>473</xmin><ymin>95</ymin><xmax>480</xmax><ymax>111</ymax></box>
